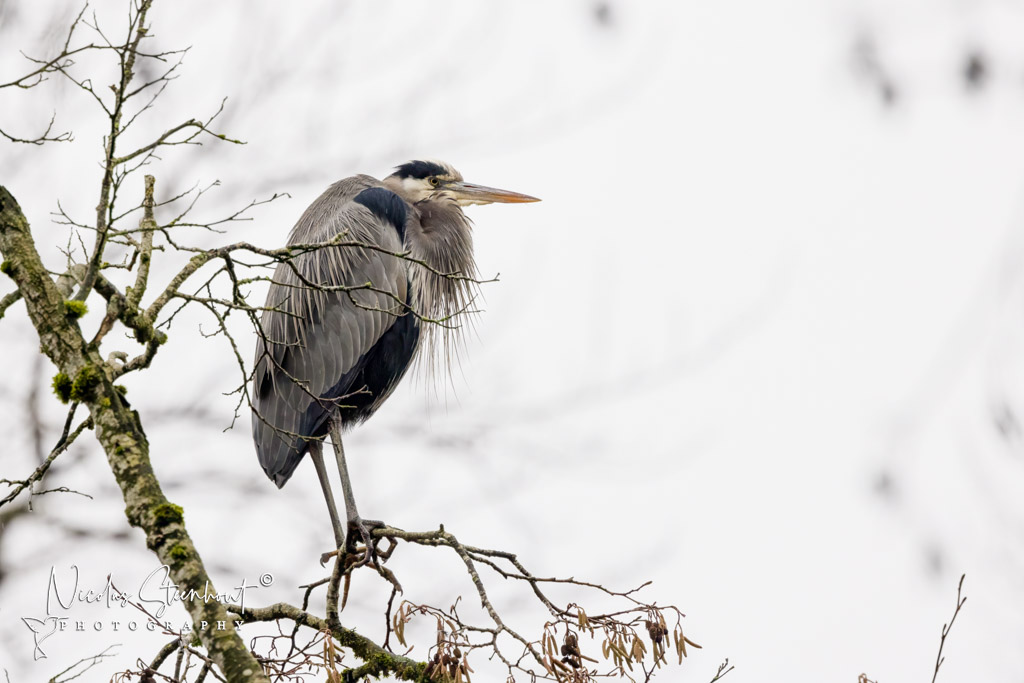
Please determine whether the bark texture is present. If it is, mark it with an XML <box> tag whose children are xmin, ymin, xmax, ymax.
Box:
<box><xmin>0</xmin><ymin>186</ymin><xmax>269</xmax><ymax>682</ymax></box>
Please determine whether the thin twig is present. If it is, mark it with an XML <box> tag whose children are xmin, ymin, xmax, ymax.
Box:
<box><xmin>931</xmin><ymin>574</ymin><xmax>967</xmax><ymax>683</ymax></box>
<box><xmin>0</xmin><ymin>405</ymin><xmax>92</xmax><ymax>510</ymax></box>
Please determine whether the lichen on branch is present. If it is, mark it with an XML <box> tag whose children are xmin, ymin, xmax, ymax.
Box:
<box><xmin>0</xmin><ymin>185</ymin><xmax>268</xmax><ymax>682</ymax></box>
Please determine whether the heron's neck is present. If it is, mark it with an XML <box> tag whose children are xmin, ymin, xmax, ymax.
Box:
<box><xmin>407</xmin><ymin>199</ymin><xmax>476</xmax><ymax>318</ymax></box>
<box><xmin>404</xmin><ymin>199</ymin><xmax>478</xmax><ymax>376</ymax></box>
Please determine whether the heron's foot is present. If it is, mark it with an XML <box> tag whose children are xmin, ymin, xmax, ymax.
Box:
<box><xmin>344</xmin><ymin>517</ymin><xmax>385</xmax><ymax>568</ymax></box>
<box><xmin>319</xmin><ymin>519</ymin><xmax>394</xmax><ymax>567</ymax></box>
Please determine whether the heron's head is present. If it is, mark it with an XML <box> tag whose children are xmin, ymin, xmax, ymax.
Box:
<box><xmin>385</xmin><ymin>159</ymin><xmax>540</xmax><ymax>207</ymax></box>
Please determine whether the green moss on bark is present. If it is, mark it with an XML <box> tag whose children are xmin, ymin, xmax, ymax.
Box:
<box><xmin>52</xmin><ymin>372</ymin><xmax>72</xmax><ymax>403</ymax></box>
<box><xmin>69</xmin><ymin>365</ymin><xmax>101</xmax><ymax>402</ymax></box>
<box><xmin>3</xmin><ymin>184</ymin><xmax>270</xmax><ymax>682</ymax></box>
<box><xmin>63</xmin><ymin>299</ymin><xmax>88</xmax><ymax>319</ymax></box>
<box><xmin>153</xmin><ymin>502</ymin><xmax>184</xmax><ymax>526</ymax></box>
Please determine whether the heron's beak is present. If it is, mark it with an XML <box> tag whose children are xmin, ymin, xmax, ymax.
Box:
<box><xmin>447</xmin><ymin>181</ymin><xmax>540</xmax><ymax>207</ymax></box>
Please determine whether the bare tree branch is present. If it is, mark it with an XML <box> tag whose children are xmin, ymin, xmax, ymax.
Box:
<box><xmin>0</xmin><ymin>111</ymin><xmax>73</xmax><ymax>146</ymax></box>
<box><xmin>0</xmin><ymin>289</ymin><xmax>22</xmax><ymax>319</ymax></box>
<box><xmin>0</xmin><ymin>402</ymin><xmax>91</xmax><ymax>510</ymax></box>
<box><xmin>931</xmin><ymin>574</ymin><xmax>967</xmax><ymax>683</ymax></box>
<box><xmin>0</xmin><ymin>185</ymin><xmax>269</xmax><ymax>681</ymax></box>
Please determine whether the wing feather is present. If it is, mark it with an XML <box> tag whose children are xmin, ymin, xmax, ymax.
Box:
<box><xmin>251</xmin><ymin>176</ymin><xmax>410</xmax><ymax>487</ymax></box>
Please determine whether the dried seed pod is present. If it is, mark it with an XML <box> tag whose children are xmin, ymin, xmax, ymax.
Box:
<box><xmin>631</xmin><ymin>636</ymin><xmax>646</xmax><ymax>660</ymax></box>
<box><xmin>551</xmin><ymin>658</ymin><xmax>572</xmax><ymax>673</ymax></box>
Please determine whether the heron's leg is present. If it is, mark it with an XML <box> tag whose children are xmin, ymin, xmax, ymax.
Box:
<box><xmin>309</xmin><ymin>440</ymin><xmax>345</xmax><ymax>548</ymax></box>
<box><xmin>328</xmin><ymin>420</ymin><xmax>378</xmax><ymax>559</ymax></box>
<box><xmin>328</xmin><ymin>421</ymin><xmax>361</xmax><ymax>524</ymax></box>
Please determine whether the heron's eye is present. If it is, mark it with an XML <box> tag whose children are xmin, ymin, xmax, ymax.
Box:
<box><xmin>429</xmin><ymin>177</ymin><xmax>440</xmax><ymax>187</ymax></box>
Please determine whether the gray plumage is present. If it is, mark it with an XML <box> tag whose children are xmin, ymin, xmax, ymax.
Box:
<box><xmin>250</xmin><ymin>160</ymin><xmax>538</xmax><ymax>549</ymax></box>
<box><xmin>252</xmin><ymin>175</ymin><xmax>404</xmax><ymax>486</ymax></box>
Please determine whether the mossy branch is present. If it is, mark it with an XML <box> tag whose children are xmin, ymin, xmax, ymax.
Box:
<box><xmin>126</xmin><ymin>174</ymin><xmax>156</xmax><ymax>309</ymax></box>
<box><xmin>225</xmin><ymin>601</ymin><xmax>428</xmax><ymax>682</ymax></box>
<box><xmin>0</xmin><ymin>289</ymin><xmax>22</xmax><ymax>319</ymax></box>
<box><xmin>0</xmin><ymin>185</ymin><xmax>269</xmax><ymax>682</ymax></box>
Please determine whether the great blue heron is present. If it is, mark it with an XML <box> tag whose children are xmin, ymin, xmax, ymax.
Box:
<box><xmin>251</xmin><ymin>160</ymin><xmax>539</xmax><ymax>555</ymax></box>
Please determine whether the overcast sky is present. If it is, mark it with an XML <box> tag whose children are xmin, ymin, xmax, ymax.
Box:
<box><xmin>2</xmin><ymin>0</ymin><xmax>1024</xmax><ymax>681</ymax></box>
